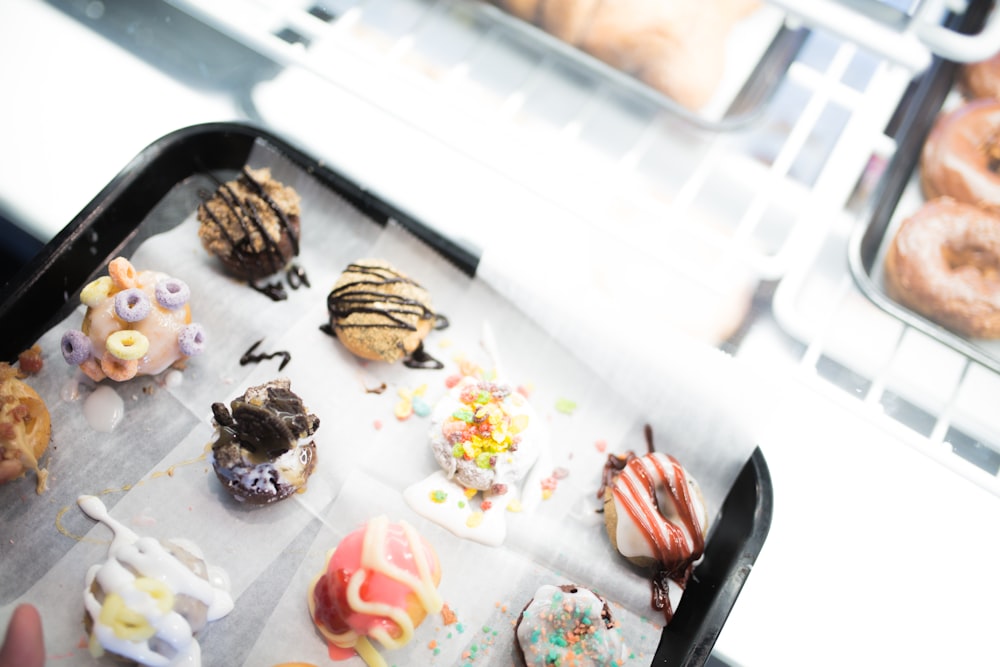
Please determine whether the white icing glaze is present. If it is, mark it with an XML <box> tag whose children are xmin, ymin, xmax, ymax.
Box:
<box><xmin>78</xmin><ymin>495</ymin><xmax>234</xmax><ymax>666</ymax></box>
<box><xmin>83</xmin><ymin>385</ymin><xmax>124</xmax><ymax>433</ymax></box>
<box><xmin>60</xmin><ymin>376</ymin><xmax>85</xmax><ymax>402</ymax></box>
<box><xmin>516</xmin><ymin>584</ymin><xmax>629</xmax><ymax>667</ymax></box>
<box><xmin>403</xmin><ymin>471</ymin><xmax>508</xmax><ymax>547</ymax></box>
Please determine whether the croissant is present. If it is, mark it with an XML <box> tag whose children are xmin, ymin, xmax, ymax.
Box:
<box><xmin>488</xmin><ymin>0</ymin><xmax>760</xmax><ymax>110</ymax></box>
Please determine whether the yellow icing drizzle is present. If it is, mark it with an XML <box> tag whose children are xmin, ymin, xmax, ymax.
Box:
<box><xmin>349</xmin><ymin>516</ymin><xmax>442</xmax><ymax>651</ymax></box>
<box><xmin>99</xmin><ymin>592</ymin><xmax>156</xmax><ymax>640</ymax></box>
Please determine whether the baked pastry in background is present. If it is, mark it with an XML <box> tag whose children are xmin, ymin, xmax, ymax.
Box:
<box><xmin>487</xmin><ymin>0</ymin><xmax>761</xmax><ymax>110</ymax></box>
<box><xmin>209</xmin><ymin>378</ymin><xmax>320</xmax><ymax>504</ymax></box>
<box><xmin>308</xmin><ymin>516</ymin><xmax>443</xmax><ymax>667</ymax></box>
<box><xmin>883</xmin><ymin>197</ymin><xmax>1000</xmax><ymax>339</ymax></box>
<box><xmin>920</xmin><ymin>98</ymin><xmax>1000</xmax><ymax>215</ymax></box>
<box><xmin>197</xmin><ymin>167</ymin><xmax>302</xmax><ymax>284</ymax></box>
<box><xmin>959</xmin><ymin>51</ymin><xmax>1000</xmax><ymax>101</ymax></box>
<box><xmin>0</xmin><ymin>362</ymin><xmax>50</xmax><ymax>494</ymax></box>
<box><xmin>324</xmin><ymin>259</ymin><xmax>446</xmax><ymax>367</ymax></box>
<box><xmin>60</xmin><ymin>257</ymin><xmax>206</xmax><ymax>382</ymax></box>
<box><xmin>599</xmin><ymin>425</ymin><xmax>709</xmax><ymax>623</ymax></box>
<box><xmin>515</xmin><ymin>584</ymin><xmax>629</xmax><ymax>666</ymax></box>
<box><xmin>78</xmin><ymin>494</ymin><xmax>234</xmax><ymax>666</ymax></box>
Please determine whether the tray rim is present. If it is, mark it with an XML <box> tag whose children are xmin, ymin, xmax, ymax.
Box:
<box><xmin>0</xmin><ymin>120</ymin><xmax>772</xmax><ymax>666</ymax></box>
<box><xmin>846</xmin><ymin>0</ymin><xmax>1000</xmax><ymax>376</ymax></box>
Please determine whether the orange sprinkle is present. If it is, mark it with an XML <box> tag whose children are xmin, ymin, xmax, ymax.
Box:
<box><xmin>427</xmin><ymin>640</ymin><xmax>438</xmax><ymax>650</ymax></box>
<box><xmin>595</xmin><ymin>439</ymin><xmax>608</xmax><ymax>453</ymax></box>
<box><xmin>441</xmin><ymin>604</ymin><xmax>458</xmax><ymax>625</ymax></box>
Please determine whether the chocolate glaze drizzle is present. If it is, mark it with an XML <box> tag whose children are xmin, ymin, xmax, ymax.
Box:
<box><xmin>598</xmin><ymin>424</ymin><xmax>705</xmax><ymax>624</ymax></box>
<box><xmin>327</xmin><ymin>263</ymin><xmax>437</xmax><ymax>327</ymax></box>
<box><xmin>239</xmin><ymin>339</ymin><xmax>291</xmax><ymax>371</ymax></box>
<box><xmin>199</xmin><ymin>167</ymin><xmax>309</xmax><ymax>301</ymax></box>
<box><xmin>403</xmin><ymin>342</ymin><xmax>444</xmax><ymax>370</ymax></box>
<box><xmin>324</xmin><ymin>262</ymin><xmax>450</xmax><ymax>369</ymax></box>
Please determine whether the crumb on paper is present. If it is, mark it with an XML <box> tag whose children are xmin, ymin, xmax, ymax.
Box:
<box><xmin>555</xmin><ymin>397</ymin><xmax>577</xmax><ymax>415</ymax></box>
<box><xmin>17</xmin><ymin>345</ymin><xmax>43</xmax><ymax>375</ymax></box>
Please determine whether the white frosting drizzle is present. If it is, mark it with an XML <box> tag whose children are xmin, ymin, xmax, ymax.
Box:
<box><xmin>78</xmin><ymin>495</ymin><xmax>234</xmax><ymax>666</ymax></box>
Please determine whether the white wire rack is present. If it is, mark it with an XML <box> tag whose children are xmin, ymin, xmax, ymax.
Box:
<box><xmin>769</xmin><ymin>0</ymin><xmax>1000</xmax><ymax>71</ymax></box>
<box><xmin>165</xmin><ymin>0</ymin><xmax>1000</xmax><ymax>495</ymax></box>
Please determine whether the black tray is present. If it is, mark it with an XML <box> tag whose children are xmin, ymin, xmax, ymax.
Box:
<box><xmin>0</xmin><ymin>122</ymin><xmax>771</xmax><ymax>666</ymax></box>
<box><xmin>848</xmin><ymin>0</ymin><xmax>1000</xmax><ymax>375</ymax></box>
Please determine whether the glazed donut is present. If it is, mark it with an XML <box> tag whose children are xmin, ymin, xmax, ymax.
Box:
<box><xmin>515</xmin><ymin>584</ymin><xmax>629</xmax><ymax>666</ymax></box>
<box><xmin>599</xmin><ymin>425</ymin><xmax>709</xmax><ymax>623</ymax></box>
<box><xmin>61</xmin><ymin>257</ymin><xmax>206</xmax><ymax>382</ymax></box>
<box><xmin>78</xmin><ymin>495</ymin><xmax>234</xmax><ymax>665</ymax></box>
<box><xmin>920</xmin><ymin>98</ymin><xmax>1000</xmax><ymax>215</ymax></box>
<box><xmin>884</xmin><ymin>197</ymin><xmax>1000</xmax><ymax>339</ymax></box>
<box><xmin>308</xmin><ymin>516</ymin><xmax>442</xmax><ymax>666</ymax></box>
<box><xmin>959</xmin><ymin>51</ymin><xmax>1000</xmax><ymax>101</ymax></box>
<box><xmin>208</xmin><ymin>378</ymin><xmax>320</xmax><ymax>505</ymax></box>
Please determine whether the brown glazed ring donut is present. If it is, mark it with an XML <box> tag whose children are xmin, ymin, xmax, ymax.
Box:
<box><xmin>959</xmin><ymin>52</ymin><xmax>1000</xmax><ymax>101</ymax></box>
<box><xmin>884</xmin><ymin>197</ymin><xmax>1000</xmax><ymax>339</ymax></box>
<box><xmin>920</xmin><ymin>99</ymin><xmax>1000</xmax><ymax>215</ymax></box>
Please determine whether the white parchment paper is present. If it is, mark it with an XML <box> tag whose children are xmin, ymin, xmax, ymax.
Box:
<box><xmin>0</xmin><ymin>139</ymin><xmax>763</xmax><ymax>666</ymax></box>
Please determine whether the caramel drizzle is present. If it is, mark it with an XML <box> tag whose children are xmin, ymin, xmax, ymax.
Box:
<box><xmin>199</xmin><ymin>168</ymin><xmax>307</xmax><ymax>301</ymax></box>
<box><xmin>598</xmin><ymin>425</ymin><xmax>705</xmax><ymax>623</ymax></box>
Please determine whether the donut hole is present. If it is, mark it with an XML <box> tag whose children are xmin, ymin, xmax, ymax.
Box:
<box><xmin>654</xmin><ymin>484</ymin><xmax>680</xmax><ymax>523</ymax></box>
<box><xmin>943</xmin><ymin>243</ymin><xmax>1000</xmax><ymax>281</ymax></box>
<box><xmin>985</xmin><ymin>130</ymin><xmax>1000</xmax><ymax>171</ymax></box>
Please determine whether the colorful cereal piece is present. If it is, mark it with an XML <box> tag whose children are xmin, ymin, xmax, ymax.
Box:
<box><xmin>114</xmin><ymin>288</ymin><xmax>152</xmax><ymax>323</ymax></box>
<box><xmin>178</xmin><ymin>323</ymin><xmax>206</xmax><ymax>357</ymax></box>
<box><xmin>61</xmin><ymin>329</ymin><xmax>92</xmax><ymax>365</ymax></box>
<box><xmin>108</xmin><ymin>257</ymin><xmax>138</xmax><ymax>289</ymax></box>
<box><xmin>154</xmin><ymin>278</ymin><xmax>190</xmax><ymax>310</ymax></box>
<box><xmin>100</xmin><ymin>351</ymin><xmax>139</xmax><ymax>382</ymax></box>
<box><xmin>80</xmin><ymin>357</ymin><xmax>106</xmax><ymax>382</ymax></box>
<box><xmin>80</xmin><ymin>276</ymin><xmax>114</xmax><ymax>308</ymax></box>
<box><xmin>105</xmin><ymin>330</ymin><xmax>150</xmax><ymax>361</ymax></box>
